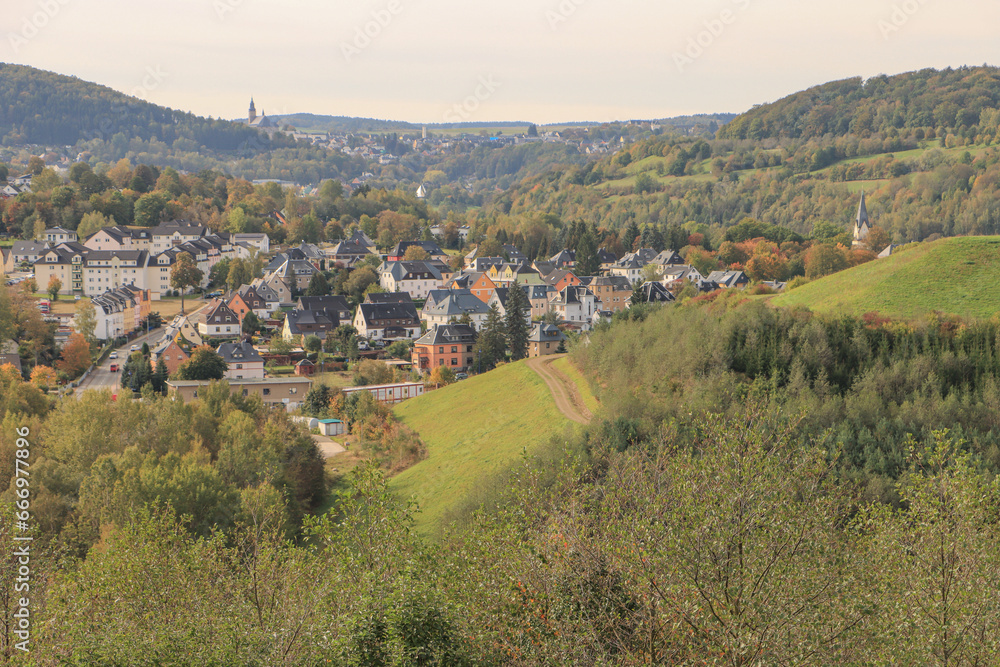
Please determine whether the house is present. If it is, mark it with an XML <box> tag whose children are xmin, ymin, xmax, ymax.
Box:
<box><xmin>379</xmin><ymin>261</ymin><xmax>443</xmax><ymax>299</ymax></box>
<box><xmin>412</xmin><ymin>324</ymin><xmax>477</xmax><ymax>373</ymax></box>
<box><xmin>198</xmin><ymin>300</ymin><xmax>241</xmax><ymax>338</ymax></box>
<box><xmin>232</xmin><ymin>233</ymin><xmax>270</xmax><ymax>254</ymax></box>
<box><xmin>326</xmin><ymin>239</ymin><xmax>375</xmax><ymax>268</ymax></box>
<box><xmin>608</xmin><ymin>253</ymin><xmax>646</xmax><ymax>282</ymax></box>
<box><xmin>218</xmin><ymin>340</ymin><xmax>265</xmax><ymax>380</ymax></box>
<box><xmin>282</xmin><ymin>309</ymin><xmax>339</xmax><ymax>342</ymax></box>
<box><xmin>83</xmin><ymin>226</ymin><xmax>152</xmax><ymax>252</ymax></box>
<box><xmin>486</xmin><ymin>288</ymin><xmax>531</xmax><ymax>326</ymax></box>
<box><xmin>421</xmin><ymin>289</ymin><xmax>489</xmax><ymax>330</ymax></box>
<box><xmin>150</xmin><ymin>334</ymin><xmax>191</xmax><ymax>377</ymax></box>
<box><xmin>548</xmin><ymin>286</ymin><xmax>598</xmax><ymax>330</ymax></box>
<box><xmin>44</xmin><ymin>227</ymin><xmax>77</xmax><ymax>245</ymax></box>
<box><xmin>636</xmin><ymin>281</ymin><xmax>676</xmax><ymax>304</ymax></box>
<box><xmin>469</xmin><ymin>256</ymin><xmax>504</xmax><ymax>273</ymax></box>
<box><xmin>10</xmin><ymin>241</ymin><xmax>48</xmax><ymax>268</ymax></box>
<box><xmin>387</xmin><ymin>240</ymin><xmax>447</xmax><ymax>262</ymax></box>
<box><xmin>89</xmin><ymin>285</ymin><xmax>152</xmax><ymax>341</ymax></box>
<box><xmin>228</xmin><ymin>284</ymin><xmax>274</xmax><ymax>321</ymax></box>
<box><xmin>525</xmin><ymin>284</ymin><xmax>557</xmax><ymax>320</ymax></box>
<box><xmin>543</xmin><ymin>269</ymin><xmax>582</xmax><ymax>292</ymax></box>
<box><xmin>661</xmin><ymin>265</ymin><xmax>704</xmax><ymax>287</ymax></box>
<box><xmin>353</xmin><ymin>302</ymin><xmax>422</xmax><ymax>341</ymax></box>
<box><xmin>597</xmin><ymin>248</ymin><xmax>619</xmax><ymax>273</ymax></box>
<box><xmin>580</xmin><ymin>275</ymin><xmax>633</xmax><ymax>313</ymax></box>
<box><xmin>705</xmin><ymin>270</ymin><xmax>750</xmax><ymax>289</ymax></box>
<box><xmin>651</xmin><ymin>250</ymin><xmax>685</xmax><ymax>272</ymax></box>
<box><xmin>550</xmin><ymin>249</ymin><xmax>576</xmax><ymax>268</ymax></box>
<box><xmin>268</xmin><ymin>258</ymin><xmax>320</xmax><ymax>293</ymax></box>
<box><xmin>469</xmin><ymin>272</ymin><xmax>498</xmax><ymax>303</ymax></box>
<box><xmin>488</xmin><ymin>262</ymin><xmax>542</xmax><ymax>287</ymax></box>
<box><xmin>151</xmin><ymin>220</ymin><xmax>209</xmax><ymax>253</ymax></box>
<box><xmin>528</xmin><ymin>323</ymin><xmax>567</xmax><ymax>358</ymax></box>
<box><xmin>298</xmin><ymin>295</ymin><xmax>352</xmax><ymax>323</ymax></box>
<box><xmin>166</xmin><ymin>377</ymin><xmax>313</xmax><ymax>410</ymax></box>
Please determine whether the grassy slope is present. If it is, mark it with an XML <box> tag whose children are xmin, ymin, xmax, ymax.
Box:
<box><xmin>771</xmin><ymin>236</ymin><xmax>1000</xmax><ymax>319</ymax></box>
<box><xmin>552</xmin><ymin>356</ymin><xmax>601</xmax><ymax>416</ymax></box>
<box><xmin>390</xmin><ymin>360</ymin><xmax>581</xmax><ymax>536</ymax></box>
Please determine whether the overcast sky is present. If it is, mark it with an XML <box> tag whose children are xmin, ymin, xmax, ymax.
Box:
<box><xmin>2</xmin><ymin>0</ymin><xmax>998</xmax><ymax>124</ymax></box>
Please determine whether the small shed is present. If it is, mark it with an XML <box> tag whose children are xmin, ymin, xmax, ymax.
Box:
<box><xmin>318</xmin><ymin>419</ymin><xmax>345</xmax><ymax>437</ymax></box>
<box><xmin>294</xmin><ymin>358</ymin><xmax>316</xmax><ymax>377</ymax></box>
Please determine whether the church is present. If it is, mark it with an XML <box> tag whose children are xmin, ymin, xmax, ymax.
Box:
<box><xmin>245</xmin><ymin>98</ymin><xmax>277</xmax><ymax>131</ymax></box>
<box><xmin>852</xmin><ymin>192</ymin><xmax>873</xmax><ymax>247</ymax></box>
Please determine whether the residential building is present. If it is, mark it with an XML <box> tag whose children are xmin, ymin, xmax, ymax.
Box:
<box><xmin>636</xmin><ymin>281</ymin><xmax>676</xmax><ymax>304</ymax></box>
<box><xmin>421</xmin><ymin>289</ymin><xmax>489</xmax><ymax>330</ymax></box>
<box><xmin>705</xmin><ymin>270</ymin><xmax>750</xmax><ymax>289</ymax></box>
<box><xmin>528</xmin><ymin>323</ymin><xmax>567</xmax><ymax>358</ymax></box>
<box><xmin>580</xmin><ymin>275</ymin><xmax>633</xmax><ymax>313</ymax></box>
<box><xmin>412</xmin><ymin>324</ymin><xmax>477</xmax><ymax>373</ymax></box>
<box><xmin>282</xmin><ymin>309</ymin><xmax>339</xmax><ymax>342</ymax></box>
<box><xmin>486</xmin><ymin>288</ymin><xmax>531</xmax><ymax>326</ymax></box>
<box><xmin>297</xmin><ymin>295</ymin><xmax>351</xmax><ymax>323</ymax></box>
<box><xmin>353</xmin><ymin>302</ymin><xmax>421</xmax><ymax>341</ymax></box>
<box><xmin>548</xmin><ymin>285</ymin><xmax>598</xmax><ymax>329</ymax></box>
<box><xmin>167</xmin><ymin>377</ymin><xmax>313</xmax><ymax>410</ymax></box>
<box><xmin>198</xmin><ymin>300</ymin><xmax>241</xmax><ymax>338</ymax></box>
<box><xmin>150</xmin><ymin>334</ymin><xmax>192</xmax><ymax>376</ymax></box>
<box><xmin>10</xmin><ymin>241</ymin><xmax>48</xmax><ymax>268</ymax></box>
<box><xmin>525</xmin><ymin>284</ymin><xmax>557</xmax><ymax>320</ymax></box>
<box><xmin>151</xmin><ymin>220</ymin><xmax>209</xmax><ymax>253</ymax></box>
<box><xmin>218</xmin><ymin>340</ymin><xmax>265</xmax><ymax>380</ymax></box>
<box><xmin>387</xmin><ymin>240</ymin><xmax>446</xmax><ymax>262</ymax></box>
<box><xmin>379</xmin><ymin>261</ymin><xmax>443</xmax><ymax>299</ymax></box>
<box><xmin>43</xmin><ymin>227</ymin><xmax>77</xmax><ymax>245</ymax></box>
<box><xmin>469</xmin><ymin>272</ymin><xmax>498</xmax><ymax>303</ymax></box>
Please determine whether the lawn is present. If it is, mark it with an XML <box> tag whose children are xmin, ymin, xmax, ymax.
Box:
<box><xmin>390</xmin><ymin>360</ymin><xmax>583</xmax><ymax>536</ymax></box>
<box><xmin>771</xmin><ymin>236</ymin><xmax>1000</xmax><ymax>320</ymax></box>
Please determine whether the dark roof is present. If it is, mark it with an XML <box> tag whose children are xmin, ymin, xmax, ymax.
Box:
<box><xmin>203</xmin><ymin>300</ymin><xmax>240</xmax><ymax>324</ymax></box>
<box><xmin>639</xmin><ymin>282</ymin><xmax>675</xmax><ymax>303</ymax></box>
<box><xmin>415</xmin><ymin>323</ymin><xmax>477</xmax><ymax>346</ymax></box>
<box><xmin>357</xmin><ymin>302</ymin><xmax>420</xmax><ymax>324</ymax></box>
<box><xmin>298</xmin><ymin>295</ymin><xmax>351</xmax><ymax>314</ymax></box>
<box><xmin>390</xmin><ymin>240</ymin><xmax>444</xmax><ymax>257</ymax></box>
<box><xmin>365</xmin><ymin>292</ymin><xmax>414</xmax><ymax>304</ymax></box>
<box><xmin>285</xmin><ymin>309</ymin><xmax>339</xmax><ymax>334</ymax></box>
<box><xmin>217</xmin><ymin>340</ymin><xmax>263</xmax><ymax>364</ymax></box>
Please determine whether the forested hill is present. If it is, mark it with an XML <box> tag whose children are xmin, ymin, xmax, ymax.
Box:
<box><xmin>719</xmin><ymin>66</ymin><xmax>1000</xmax><ymax>140</ymax></box>
<box><xmin>0</xmin><ymin>63</ymin><xmax>268</xmax><ymax>150</ymax></box>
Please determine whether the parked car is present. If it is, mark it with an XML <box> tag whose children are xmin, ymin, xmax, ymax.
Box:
<box><xmin>373</xmin><ymin>340</ymin><xmax>385</xmax><ymax>349</ymax></box>
<box><xmin>455</xmin><ymin>372</ymin><xmax>468</xmax><ymax>380</ymax></box>
<box><xmin>129</xmin><ymin>344</ymin><xmax>139</xmax><ymax>352</ymax></box>
<box><xmin>358</xmin><ymin>341</ymin><xmax>370</xmax><ymax>351</ymax></box>
<box><xmin>109</xmin><ymin>351</ymin><xmax>118</xmax><ymax>359</ymax></box>
<box><xmin>109</xmin><ymin>364</ymin><xmax>119</xmax><ymax>373</ymax></box>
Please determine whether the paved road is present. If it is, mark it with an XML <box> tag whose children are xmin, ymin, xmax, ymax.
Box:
<box><xmin>525</xmin><ymin>354</ymin><xmax>594</xmax><ymax>425</ymax></box>
<box><xmin>76</xmin><ymin>300</ymin><xmax>212</xmax><ymax>397</ymax></box>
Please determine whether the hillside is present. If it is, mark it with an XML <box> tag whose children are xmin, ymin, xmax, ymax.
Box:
<box><xmin>771</xmin><ymin>236</ymin><xmax>1000</xmax><ymax>319</ymax></box>
<box><xmin>719</xmin><ymin>66</ymin><xmax>1000</xmax><ymax>141</ymax></box>
<box><xmin>390</xmin><ymin>360</ymin><xmax>593</xmax><ymax>535</ymax></box>
<box><xmin>0</xmin><ymin>63</ymin><xmax>265</xmax><ymax>150</ymax></box>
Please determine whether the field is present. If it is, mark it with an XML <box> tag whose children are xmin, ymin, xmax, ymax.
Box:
<box><xmin>771</xmin><ymin>236</ymin><xmax>1000</xmax><ymax>320</ymax></box>
<box><xmin>390</xmin><ymin>360</ymin><xmax>590</xmax><ymax>536</ymax></box>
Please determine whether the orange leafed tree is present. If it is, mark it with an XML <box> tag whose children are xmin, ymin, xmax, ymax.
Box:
<box><xmin>56</xmin><ymin>333</ymin><xmax>92</xmax><ymax>379</ymax></box>
<box><xmin>29</xmin><ymin>365</ymin><xmax>58</xmax><ymax>389</ymax></box>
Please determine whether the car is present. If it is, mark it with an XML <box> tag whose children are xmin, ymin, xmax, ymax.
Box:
<box><xmin>109</xmin><ymin>364</ymin><xmax>119</xmax><ymax>373</ymax></box>
<box><xmin>129</xmin><ymin>344</ymin><xmax>139</xmax><ymax>352</ymax></box>
<box><xmin>358</xmin><ymin>341</ymin><xmax>370</xmax><ymax>351</ymax></box>
<box><xmin>455</xmin><ymin>372</ymin><xmax>468</xmax><ymax>380</ymax></box>
<box><xmin>373</xmin><ymin>340</ymin><xmax>385</xmax><ymax>349</ymax></box>
<box><xmin>109</xmin><ymin>352</ymin><xmax>118</xmax><ymax>359</ymax></box>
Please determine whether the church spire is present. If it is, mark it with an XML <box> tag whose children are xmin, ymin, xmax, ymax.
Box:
<box><xmin>856</xmin><ymin>191</ymin><xmax>870</xmax><ymax>230</ymax></box>
<box><xmin>248</xmin><ymin>98</ymin><xmax>257</xmax><ymax>124</ymax></box>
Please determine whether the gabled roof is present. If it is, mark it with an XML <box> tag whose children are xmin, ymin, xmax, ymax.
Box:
<box><xmin>298</xmin><ymin>295</ymin><xmax>351</xmax><ymax>314</ymax></box>
<box><xmin>528</xmin><ymin>323</ymin><xmax>567</xmax><ymax>343</ymax></box>
<box><xmin>203</xmin><ymin>300</ymin><xmax>240</xmax><ymax>325</ymax></box>
<box><xmin>356</xmin><ymin>302</ymin><xmax>420</xmax><ymax>325</ymax></box>
<box><xmin>414</xmin><ymin>323</ymin><xmax>477</xmax><ymax>346</ymax></box>
<box><xmin>422</xmin><ymin>290</ymin><xmax>488</xmax><ymax>318</ymax></box>
<box><xmin>389</xmin><ymin>240</ymin><xmax>445</xmax><ymax>257</ymax></box>
<box><xmin>525</xmin><ymin>284</ymin><xmax>555</xmax><ymax>300</ymax></box>
<box><xmin>382</xmin><ymin>260</ymin><xmax>442</xmax><ymax>282</ymax></box>
<box><xmin>638</xmin><ymin>281</ymin><xmax>675</xmax><ymax>303</ymax></box>
<box><xmin>217</xmin><ymin>340</ymin><xmax>263</xmax><ymax>364</ymax></box>
<box><xmin>550</xmin><ymin>249</ymin><xmax>576</xmax><ymax>264</ymax></box>
<box><xmin>597</xmin><ymin>248</ymin><xmax>618</xmax><ymax>263</ymax></box>
<box><xmin>365</xmin><ymin>292</ymin><xmax>414</xmax><ymax>304</ymax></box>
<box><xmin>285</xmin><ymin>309</ymin><xmax>338</xmax><ymax>334</ymax></box>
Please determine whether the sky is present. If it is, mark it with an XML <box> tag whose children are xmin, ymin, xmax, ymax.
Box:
<box><xmin>2</xmin><ymin>0</ymin><xmax>999</xmax><ymax>125</ymax></box>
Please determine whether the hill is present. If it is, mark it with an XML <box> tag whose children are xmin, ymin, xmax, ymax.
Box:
<box><xmin>719</xmin><ymin>66</ymin><xmax>1000</xmax><ymax>141</ymax></box>
<box><xmin>389</xmin><ymin>360</ymin><xmax>593</xmax><ymax>535</ymax></box>
<box><xmin>771</xmin><ymin>236</ymin><xmax>1000</xmax><ymax>319</ymax></box>
<box><xmin>0</xmin><ymin>63</ymin><xmax>265</xmax><ymax>150</ymax></box>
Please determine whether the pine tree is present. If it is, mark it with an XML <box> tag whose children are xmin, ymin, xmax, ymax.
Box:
<box><xmin>623</xmin><ymin>221</ymin><xmax>641</xmax><ymax>252</ymax></box>
<box><xmin>505</xmin><ymin>281</ymin><xmax>530</xmax><ymax>361</ymax></box>
<box><xmin>152</xmin><ymin>357</ymin><xmax>169</xmax><ymax>393</ymax></box>
<box><xmin>576</xmin><ymin>229</ymin><xmax>600</xmax><ymax>277</ymax></box>
<box><xmin>473</xmin><ymin>303</ymin><xmax>507</xmax><ymax>370</ymax></box>
<box><xmin>306</xmin><ymin>272</ymin><xmax>330</xmax><ymax>297</ymax></box>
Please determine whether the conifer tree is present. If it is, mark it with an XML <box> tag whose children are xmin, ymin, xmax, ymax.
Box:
<box><xmin>473</xmin><ymin>303</ymin><xmax>507</xmax><ymax>370</ymax></box>
<box><xmin>504</xmin><ymin>281</ymin><xmax>530</xmax><ymax>361</ymax></box>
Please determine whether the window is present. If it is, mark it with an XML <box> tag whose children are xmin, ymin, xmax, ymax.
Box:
<box><xmin>438</xmin><ymin>346</ymin><xmax>444</xmax><ymax>354</ymax></box>
<box><xmin>263</xmin><ymin>388</ymin><xmax>270</xmax><ymax>396</ymax></box>
<box><xmin>467</xmin><ymin>345</ymin><xmax>473</xmax><ymax>352</ymax></box>
<box><xmin>242</xmin><ymin>389</ymin><xmax>249</xmax><ymax>396</ymax></box>
<box><xmin>193</xmin><ymin>390</ymin><xmax>198</xmax><ymax>398</ymax></box>
<box><xmin>451</xmin><ymin>358</ymin><xmax>458</xmax><ymax>366</ymax></box>
<box><xmin>438</xmin><ymin>359</ymin><xmax>444</xmax><ymax>366</ymax></box>
<box><xmin>290</xmin><ymin>388</ymin><xmax>297</xmax><ymax>395</ymax></box>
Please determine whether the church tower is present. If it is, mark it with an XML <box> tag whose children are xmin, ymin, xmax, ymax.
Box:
<box><xmin>853</xmin><ymin>191</ymin><xmax>872</xmax><ymax>246</ymax></box>
<box><xmin>248</xmin><ymin>98</ymin><xmax>257</xmax><ymax>125</ymax></box>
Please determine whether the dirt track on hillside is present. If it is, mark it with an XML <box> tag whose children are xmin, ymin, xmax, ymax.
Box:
<box><xmin>526</xmin><ymin>355</ymin><xmax>593</xmax><ymax>425</ymax></box>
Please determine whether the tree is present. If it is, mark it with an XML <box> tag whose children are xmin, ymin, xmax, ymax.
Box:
<box><xmin>269</xmin><ymin>337</ymin><xmax>293</xmax><ymax>356</ymax></box>
<box><xmin>76</xmin><ymin>211</ymin><xmax>112</xmax><ymax>239</ymax></box>
<box><xmin>345</xmin><ymin>267</ymin><xmax>379</xmax><ymax>304</ymax></box>
<box><xmin>242</xmin><ymin>311</ymin><xmax>263</xmax><ymax>336</ymax></box>
<box><xmin>209</xmin><ymin>257</ymin><xmax>232</xmax><ymax>289</ymax></box>
<box><xmin>640</xmin><ymin>264</ymin><xmax>663</xmax><ymax>283</ymax></box>
<box><xmin>429</xmin><ymin>365</ymin><xmax>455</xmax><ymax>387</ymax></box>
<box><xmin>133</xmin><ymin>192</ymin><xmax>168</xmax><ymax>227</ymax></box>
<box><xmin>29</xmin><ymin>365</ymin><xmax>58</xmax><ymax>391</ymax></box>
<box><xmin>226</xmin><ymin>258</ymin><xmax>252</xmax><ymax>293</ymax></box>
<box><xmin>504</xmin><ymin>281</ymin><xmax>530</xmax><ymax>361</ymax></box>
<box><xmin>306</xmin><ymin>272</ymin><xmax>330</xmax><ymax>297</ymax></box>
<box><xmin>403</xmin><ymin>245</ymin><xmax>431</xmax><ymax>261</ymax></box>
<box><xmin>745</xmin><ymin>248</ymin><xmax>788</xmax><ymax>282</ymax></box>
<box><xmin>22</xmin><ymin>278</ymin><xmax>37</xmax><ymax>294</ymax></box>
<box><xmin>56</xmin><ymin>333</ymin><xmax>92</xmax><ymax>379</ymax></box>
<box><xmin>304</xmin><ymin>335</ymin><xmax>323</xmax><ymax>354</ymax></box>
<box><xmin>175</xmin><ymin>345</ymin><xmax>228</xmax><ymax>381</ymax></box>
<box><xmin>152</xmin><ymin>357</ymin><xmax>169</xmax><ymax>393</ymax></box>
<box><xmin>47</xmin><ymin>275</ymin><xmax>62</xmax><ymax>301</ymax></box>
<box><xmin>863</xmin><ymin>226</ymin><xmax>892</xmax><ymax>254</ymax></box>
<box><xmin>805</xmin><ymin>243</ymin><xmax>849</xmax><ymax>279</ymax></box>
<box><xmin>575</xmin><ymin>229</ymin><xmax>600</xmax><ymax>277</ymax></box>
<box><xmin>170</xmin><ymin>252</ymin><xmax>204</xmax><ymax>314</ymax></box>
<box><xmin>473</xmin><ymin>303</ymin><xmax>507</xmax><ymax>371</ymax></box>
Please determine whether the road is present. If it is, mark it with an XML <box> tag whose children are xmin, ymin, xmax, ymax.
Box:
<box><xmin>525</xmin><ymin>354</ymin><xmax>594</xmax><ymax>425</ymax></box>
<box><xmin>75</xmin><ymin>300</ymin><xmax>212</xmax><ymax>397</ymax></box>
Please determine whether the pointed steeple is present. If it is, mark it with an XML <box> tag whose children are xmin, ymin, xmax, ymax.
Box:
<box><xmin>856</xmin><ymin>191</ymin><xmax>870</xmax><ymax>230</ymax></box>
<box><xmin>248</xmin><ymin>98</ymin><xmax>257</xmax><ymax>124</ymax></box>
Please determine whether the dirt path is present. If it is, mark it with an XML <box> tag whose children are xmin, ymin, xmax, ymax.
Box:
<box><xmin>526</xmin><ymin>355</ymin><xmax>593</xmax><ymax>425</ymax></box>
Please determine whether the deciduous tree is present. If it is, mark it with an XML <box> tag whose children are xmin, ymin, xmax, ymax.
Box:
<box><xmin>170</xmin><ymin>252</ymin><xmax>203</xmax><ymax>314</ymax></box>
